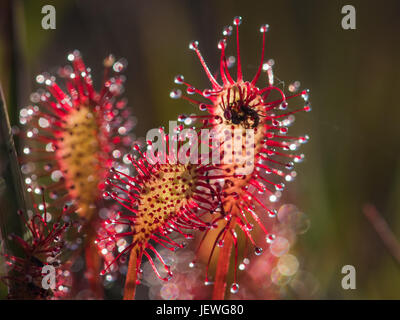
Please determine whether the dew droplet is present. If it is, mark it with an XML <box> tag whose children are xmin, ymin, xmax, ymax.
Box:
<box><xmin>233</xmin><ymin>16</ymin><xmax>242</xmax><ymax>26</ymax></box>
<box><xmin>268</xmin><ymin>209</ymin><xmax>277</xmax><ymax>218</ymax></box>
<box><xmin>113</xmin><ymin>60</ymin><xmax>126</xmax><ymax>73</ymax></box>
<box><xmin>301</xmin><ymin>89</ymin><xmax>310</xmax><ymax>101</ymax></box>
<box><xmin>269</xmin><ymin>194</ymin><xmax>277</xmax><ymax>202</ymax></box>
<box><xmin>260</xmin><ymin>24</ymin><xmax>269</xmax><ymax>33</ymax></box>
<box><xmin>255</xmin><ymin>247</ymin><xmax>263</xmax><ymax>256</ymax></box>
<box><xmin>266</xmin><ymin>233</ymin><xmax>276</xmax><ymax>244</ymax></box>
<box><xmin>170</xmin><ymin>89</ymin><xmax>182</xmax><ymax>99</ymax></box>
<box><xmin>280</xmin><ymin>101</ymin><xmax>288</xmax><ymax>110</ymax></box>
<box><xmin>294</xmin><ymin>154</ymin><xmax>305</xmax><ymax>163</ymax></box>
<box><xmin>222</xmin><ymin>25</ymin><xmax>233</xmax><ymax>37</ymax></box>
<box><xmin>189</xmin><ymin>40</ymin><xmax>199</xmax><ymax>50</ymax></box>
<box><xmin>202</xmin><ymin>89</ymin><xmax>212</xmax><ymax>98</ymax></box>
<box><xmin>174</xmin><ymin>75</ymin><xmax>184</xmax><ymax>84</ymax></box>
<box><xmin>299</xmin><ymin>135</ymin><xmax>310</xmax><ymax>144</ymax></box>
<box><xmin>186</xmin><ymin>87</ymin><xmax>196</xmax><ymax>95</ymax></box>
<box><xmin>285</xmin><ymin>162</ymin><xmax>294</xmax><ymax>170</ymax></box>
<box><xmin>218</xmin><ymin>39</ymin><xmax>226</xmax><ymax>50</ymax></box>
<box><xmin>304</xmin><ymin>103</ymin><xmax>312</xmax><ymax>112</ymax></box>
<box><xmin>230</xmin><ymin>283</ymin><xmax>239</xmax><ymax>293</ymax></box>
<box><xmin>199</xmin><ymin>103</ymin><xmax>207</xmax><ymax>111</ymax></box>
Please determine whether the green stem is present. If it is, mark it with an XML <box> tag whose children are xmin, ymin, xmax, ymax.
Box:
<box><xmin>0</xmin><ymin>84</ymin><xmax>27</xmax><ymax>295</ymax></box>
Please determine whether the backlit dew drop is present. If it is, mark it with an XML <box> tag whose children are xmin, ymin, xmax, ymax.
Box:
<box><xmin>174</xmin><ymin>75</ymin><xmax>184</xmax><ymax>84</ymax></box>
<box><xmin>113</xmin><ymin>59</ymin><xmax>127</xmax><ymax>73</ymax></box>
<box><xmin>233</xmin><ymin>16</ymin><xmax>242</xmax><ymax>26</ymax></box>
<box><xmin>189</xmin><ymin>40</ymin><xmax>199</xmax><ymax>50</ymax></box>
<box><xmin>230</xmin><ymin>283</ymin><xmax>239</xmax><ymax>294</ymax></box>
<box><xmin>301</xmin><ymin>89</ymin><xmax>310</xmax><ymax>101</ymax></box>
<box><xmin>299</xmin><ymin>135</ymin><xmax>310</xmax><ymax>144</ymax></box>
<box><xmin>269</xmin><ymin>195</ymin><xmax>278</xmax><ymax>202</ymax></box>
<box><xmin>222</xmin><ymin>25</ymin><xmax>233</xmax><ymax>36</ymax></box>
<box><xmin>255</xmin><ymin>247</ymin><xmax>263</xmax><ymax>256</ymax></box>
<box><xmin>266</xmin><ymin>233</ymin><xmax>276</xmax><ymax>244</ymax></box>
<box><xmin>260</xmin><ymin>24</ymin><xmax>269</xmax><ymax>33</ymax></box>
<box><xmin>304</xmin><ymin>103</ymin><xmax>312</xmax><ymax>112</ymax></box>
<box><xmin>170</xmin><ymin>89</ymin><xmax>182</xmax><ymax>99</ymax></box>
<box><xmin>268</xmin><ymin>209</ymin><xmax>277</xmax><ymax>218</ymax></box>
<box><xmin>216</xmin><ymin>42</ymin><xmax>224</xmax><ymax>54</ymax></box>
<box><xmin>186</xmin><ymin>86</ymin><xmax>196</xmax><ymax>95</ymax></box>
<box><xmin>199</xmin><ymin>103</ymin><xmax>207</xmax><ymax>111</ymax></box>
<box><xmin>279</xmin><ymin>101</ymin><xmax>288</xmax><ymax>110</ymax></box>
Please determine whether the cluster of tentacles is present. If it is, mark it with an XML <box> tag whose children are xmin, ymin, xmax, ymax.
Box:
<box><xmin>97</xmin><ymin>129</ymin><xmax>228</xmax><ymax>289</ymax></box>
<box><xmin>97</xmin><ymin>17</ymin><xmax>310</xmax><ymax>299</ymax></box>
<box><xmin>19</xmin><ymin>50</ymin><xmax>136</xmax><ymax>221</ymax></box>
<box><xmin>16</xmin><ymin>51</ymin><xmax>137</xmax><ymax>298</ymax></box>
<box><xmin>169</xmin><ymin>16</ymin><xmax>311</xmax><ymax>293</ymax></box>
<box><xmin>1</xmin><ymin>191</ymin><xmax>72</xmax><ymax>299</ymax></box>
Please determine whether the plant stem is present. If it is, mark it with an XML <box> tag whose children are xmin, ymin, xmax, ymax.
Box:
<box><xmin>212</xmin><ymin>220</ymin><xmax>236</xmax><ymax>300</ymax></box>
<box><xmin>123</xmin><ymin>248</ymin><xmax>138</xmax><ymax>300</ymax></box>
<box><xmin>85</xmin><ymin>235</ymin><xmax>103</xmax><ymax>299</ymax></box>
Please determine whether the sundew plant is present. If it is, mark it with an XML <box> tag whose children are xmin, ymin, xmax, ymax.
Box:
<box><xmin>1</xmin><ymin>0</ymin><xmax>397</xmax><ymax>302</ymax></box>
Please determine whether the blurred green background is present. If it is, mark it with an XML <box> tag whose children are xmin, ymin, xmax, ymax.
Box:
<box><xmin>0</xmin><ymin>0</ymin><xmax>399</xmax><ymax>299</ymax></box>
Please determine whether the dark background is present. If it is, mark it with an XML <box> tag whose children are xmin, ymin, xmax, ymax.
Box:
<box><xmin>0</xmin><ymin>0</ymin><xmax>399</xmax><ymax>299</ymax></box>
